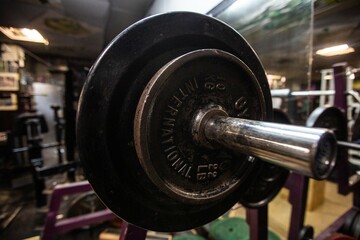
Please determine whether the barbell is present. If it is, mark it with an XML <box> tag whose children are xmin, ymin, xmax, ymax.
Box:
<box><xmin>77</xmin><ymin>12</ymin><xmax>336</xmax><ymax>231</ymax></box>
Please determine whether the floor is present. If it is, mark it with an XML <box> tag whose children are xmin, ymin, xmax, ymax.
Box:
<box><xmin>228</xmin><ymin>180</ymin><xmax>354</xmax><ymax>239</ymax></box>
<box><xmin>0</xmin><ymin>169</ymin><xmax>354</xmax><ymax>240</ymax></box>
<box><xmin>0</xmin><ymin>174</ymin><xmax>109</xmax><ymax>240</ymax></box>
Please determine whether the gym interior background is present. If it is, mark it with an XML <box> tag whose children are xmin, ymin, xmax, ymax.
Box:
<box><xmin>0</xmin><ymin>0</ymin><xmax>359</xmax><ymax>239</ymax></box>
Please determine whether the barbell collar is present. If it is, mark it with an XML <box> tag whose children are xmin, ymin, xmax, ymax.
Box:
<box><xmin>194</xmin><ymin>105</ymin><xmax>337</xmax><ymax>179</ymax></box>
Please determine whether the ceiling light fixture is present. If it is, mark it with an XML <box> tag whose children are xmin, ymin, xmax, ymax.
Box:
<box><xmin>316</xmin><ymin>44</ymin><xmax>354</xmax><ymax>57</ymax></box>
<box><xmin>0</xmin><ymin>27</ymin><xmax>49</xmax><ymax>45</ymax></box>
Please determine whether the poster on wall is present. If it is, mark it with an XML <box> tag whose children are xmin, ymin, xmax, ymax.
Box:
<box><xmin>0</xmin><ymin>72</ymin><xmax>19</xmax><ymax>91</ymax></box>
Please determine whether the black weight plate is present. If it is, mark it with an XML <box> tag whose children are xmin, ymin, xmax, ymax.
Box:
<box><xmin>341</xmin><ymin>209</ymin><xmax>359</xmax><ymax>235</ymax></box>
<box><xmin>273</xmin><ymin>109</ymin><xmax>292</xmax><ymax>125</ymax></box>
<box><xmin>307</xmin><ymin>107</ymin><xmax>347</xmax><ymax>141</ymax></box>
<box><xmin>351</xmin><ymin>212</ymin><xmax>360</xmax><ymax>239</ymax></box>
<box><xmin>238</xmin><ymin>109</ymin><xmax>290</xmax><ymax>208</ymax></box>
<box><xmin>135</xmin><ymin>49</ymin><xmax>265</xmax><ymax>204</ymax></box>
<box><xmin>298</xmin><ymin>225</ymin><xmax>314</xmax><ymax>240</ymax></box>
<box><xmin>77</xmin><ymin>12</ymin><xmax>272</xmax><ymax>232</ymax></box>
<box><xmin>307</xmin><ymin>106</ymin><xmax>347</xmax><ymax>176</ymax></box>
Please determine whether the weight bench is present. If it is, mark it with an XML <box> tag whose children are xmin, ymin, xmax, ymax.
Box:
<box><xmin>42</xmin><ymin>181</ymin><xmax>115</xmax><ymax>240</ymax></box>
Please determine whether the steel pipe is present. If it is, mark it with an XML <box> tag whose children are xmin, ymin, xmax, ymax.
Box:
<box><xmin>271</xmin><ymin>89</ymin><xmax>335</xmax><ymax>97</ymax></box>
<box><xmin>338</xmin><ymin>141</ymin><xmax>360</xmax><ymax>151</ymax></box>
<box><xmin>193</xmin><ymin>105</ymin><xmax>337</xmax><ymax>179</ymax></box>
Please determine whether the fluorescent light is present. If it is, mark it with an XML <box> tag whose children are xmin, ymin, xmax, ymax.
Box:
<box><xmin>0</xmin><ymin>27</ymin><xmax>49</xmax><ymax>45</ymax></box>
<box><xmin>316</xmin><ymin>44</ymin><xmax>354</xmax><ymax>57</ymax></box>
<box><xmin>20</xmin><ymin>29</ymin><xmax>46</xmax><ymax>43</ymax></box>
